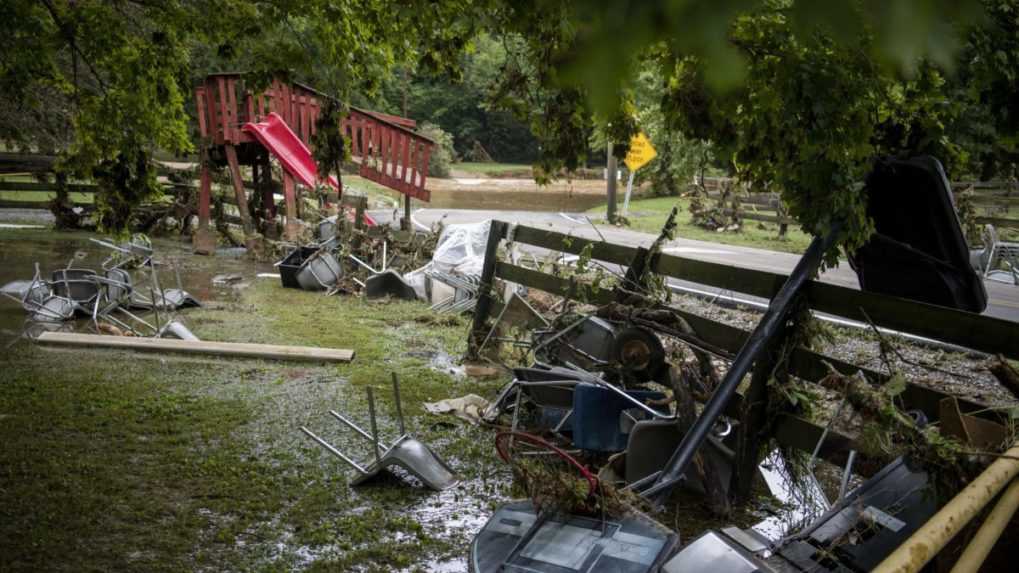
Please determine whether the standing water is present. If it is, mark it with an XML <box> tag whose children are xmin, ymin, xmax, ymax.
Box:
<box><xmin>0</xmin><ymin>228</ymin><xmax>270</xmax><ymax>345</ymax></box>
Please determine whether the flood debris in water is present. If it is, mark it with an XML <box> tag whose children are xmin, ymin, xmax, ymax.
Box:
<box><xmin>0</xmin><ymin>234</ymin><xmax>203</xmax><ymax>340</ymax></box>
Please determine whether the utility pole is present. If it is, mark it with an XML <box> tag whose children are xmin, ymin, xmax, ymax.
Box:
<box><xmin>606</xmin><ymin>140</ymin><xmax>617</xmax><ymax>224</ymax></box>
<box><xmin>402</xmin><ymin>67</ymin><xmax>412</xmax><ymax>231</ymax></box>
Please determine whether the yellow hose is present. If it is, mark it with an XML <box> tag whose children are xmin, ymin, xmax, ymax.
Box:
<box><xmin>949</xmin><ymin>477</ymin><xmax>1019</xmax><ymax>573</ymax></box>
<box><xmin>874</xmin><ymin>441</ymin><xmax>1019</xmax><ymax>573</ymax></box>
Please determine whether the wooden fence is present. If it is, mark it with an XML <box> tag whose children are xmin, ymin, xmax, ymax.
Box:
<box><xmin>702</xmin><ymin>191</ymin><xmax>793</xmax><ymax>229</ymax></box>
<box><xmin>469</xmin><ymin>220</ymin><xmax>1017</xmax><ymax>489</ymax></box>
<box><xmin>699</xmin><ymin>176</ymin><xmax>1019</xmax><ymax>231</ymax></box>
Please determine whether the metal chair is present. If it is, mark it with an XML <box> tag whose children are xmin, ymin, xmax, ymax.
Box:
<box><xmin>301</xmin><ymin>374</ymin><xmax>459</xmax><ymax>491</ymax></box>
<box><xmin>979</xmin><ymin>224</ymin><xmax>1019</xmax><ymax>284</ymax></box>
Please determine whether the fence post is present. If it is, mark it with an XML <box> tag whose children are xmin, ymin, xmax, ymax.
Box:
<box><xmin>468</xmin><ymin>220</ymin><xmax>508</xmax><ymax>359</ymax></box>
<box><xmin>618</xmin><ymin>247</ymin><xmax>650</xmax><ymax>300</ymax></box>
<box><xmin>731</xmin><ymin>340</ymin><xmax>783</xmax><ymax>503</ymax></box>
<box><xmin>606</xmin><ymin>141</ymin><xmax>617</xmax><ymax>223</ymax></box>
<box><xmin>193</xmin><ymin>155</ymin><xmax>217</xmax><ymax>255</ymax></box>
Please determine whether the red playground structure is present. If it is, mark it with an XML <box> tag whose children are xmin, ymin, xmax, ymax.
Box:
<box><xmin>192</xmin><ymin>73</ymin><xmax>434</xmax><ymax>253</ymax></box>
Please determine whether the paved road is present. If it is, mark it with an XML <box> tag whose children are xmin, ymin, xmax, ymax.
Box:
<box><xmin>390</xmin><ymin>208</ymin><xmax>1019</xmax><ymax>323</ymax></box>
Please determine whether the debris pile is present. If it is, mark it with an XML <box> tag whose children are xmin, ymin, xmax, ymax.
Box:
<box><xmin>455</xmin><ymin>157</ymin><xmax>1019</xmax><ymax>572</ymax></box>
<box><xmin>0</xmin><ymin>235</ymin><xmax>202</xmax><ymax>340</ymax></box>
<box><xmin>274</xmin><ymin>209</ymin><xmax>490</xmax><ymax>314</ymax></box>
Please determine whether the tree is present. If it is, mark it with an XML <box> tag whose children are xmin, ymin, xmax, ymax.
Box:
<box><xmin>474</xmin><ymin>0</ymin><xmax>1012</xmax><ymax>260</ymax></box>
<box><xmin>0</xmin><ymin>0</ymin><xmax>479</xmax><ymax>231</ymax></box>
<box><xmin>364</xmin><ymin>34</ymin><xmax>539</xmax><ymax>164</ymax></box>
<box><xmin>4</xmin><ymin>0</ymin><xmax>1013</xmax><ymax>254</ymax></box>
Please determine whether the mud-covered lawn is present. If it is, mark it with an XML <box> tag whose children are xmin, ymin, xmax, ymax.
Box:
<box><xmin>0</xmin><ymin>232</ymin><xmax>511</xmax><ymax>571</ymax></box>
<box><xmin>3</xmin><ymin>227</ymin><xmax>1017</xmax><ymax>572</ymax></box>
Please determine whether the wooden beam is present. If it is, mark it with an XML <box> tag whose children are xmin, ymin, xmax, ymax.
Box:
<box><xmin>975</xmin><ymin>216</ymin><xmax>1019</xmax><ymax>229</ymax></box>
<box><xmin>0</xmin><ymin>199</ymin><xmax>59</xmax><ymax>210</ymax></box>
<box><xmin>468</xmin><ymin>220</ymin><xmax>509</xmax><ymax>357</ymax></box>
<box><xmin>36</xmin><ymin>332</ymin><xmax>355</xmax><ymax>363</ymax></box>
<box><xmin>0</xmin><ymin>181</ymin><xmax>96</xmax><ymax>193</ymax></box>
<box><xmin>222</xmin><ymin>144</ymin><xmax>253</xmax><ymax>236</ymax></box>
<box><xmin>0</xmin><ymin>153</ymin><xmax>58</xmax><ymax>174</ymax></box>
<box><xmin>495</xmin><ymin>261</ymin><xmax>614</xmax><ymax>305</ymax></box>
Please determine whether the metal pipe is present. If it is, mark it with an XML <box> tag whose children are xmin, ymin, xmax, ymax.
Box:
<box><xmin>173</xmin><ymin>258</ymin><xmax>183</xmax><ymax>291</ymax></box>
<box><xmin>367</xmin><ymin>386</ymin><xmax>382</xmax><ymax>463</ymax></box>
<box><xmin>874</xmin><ymin>440</ymin><xmax>1019</xmax><ymax>573</ymax></box>
<box><xmin>837</xmin><ymin>450</ymin><xmax>857</xmax><ymax>503</ymax></box>
<box><xmin>328</xmin><ymin>410</ymin><xmax>374</xmax><ymax>441</ymax></box>
<box><xmin>641</xmin><ymin>225</ymin><xmax>841</xmax><ymax>502</ymax></box>
<box><xmin>950</xmin><ymin>477</ymin><xmax>1019</xmax><ymax>573</ymax></box>
<box><xmin>300</xmin><ymin>426</ymin><xmax>368</xmax><ymax>474</ymax></box>
<box><xmin>392</xmin><ymin>373</ymin><xmax>406</xmax><ymax>436</ymax></box>
<box><xmin>348</xmin><ymin>254</ymin><xmax>378</xmax><ymax>274</ymax></box>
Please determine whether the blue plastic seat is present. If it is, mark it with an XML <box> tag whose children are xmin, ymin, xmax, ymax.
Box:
<box><xmin>570</xmin><ymin>383</ymin><xmax>666</xmax><ymax>452</ymax></box>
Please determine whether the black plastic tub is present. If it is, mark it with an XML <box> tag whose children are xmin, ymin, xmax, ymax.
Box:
<box><xmin>278</xmin><ymin>246</ymin><xmax>319</xmax><ymax>289</ymax></box>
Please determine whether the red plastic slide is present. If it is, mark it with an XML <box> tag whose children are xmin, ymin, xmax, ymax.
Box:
<box><xmin>243</xmin><ymin>112</ymin><xmax>375</xmax><ymax>226</ymax></box>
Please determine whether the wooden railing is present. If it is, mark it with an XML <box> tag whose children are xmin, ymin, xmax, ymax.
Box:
<box><xmin>194</xmin><ymin>73</ymin><xmax>433</xmax><ymax>201</ymax></box>
<box><xmin>698</xmin><ymin>176</ymin><xmax>1019</xmax><ymax>230</ymax></box>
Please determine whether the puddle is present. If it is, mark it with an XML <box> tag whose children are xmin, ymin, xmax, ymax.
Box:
<box><xmin>406</xmin><ymin>349</ymin><xmax>466</xmax><ymax>379</ymax></box>
<box><xmin>0</xmin><ymin>229</ymin><xmax>273</xmax><ymax>345</ymax></box>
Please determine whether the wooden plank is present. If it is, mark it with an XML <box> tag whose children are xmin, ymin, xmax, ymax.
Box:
<box><xmin>512</xmin><ymin>225</ymin><xmax>640</xmax><ymax>266</ymax></box>
<box><xmin>217</xmin><ymin>76</ymin><xmax>230</xmax><ymax>143</ymax></box>
<box><xmin>510</xmin><ymin>223</ymin><xmax>1019</xmax><ymax>360</ymax></box>
<box><xmin>223</xmin><ymin>144</ymin><xmax>253</xmax><ymax>235</ymax></box>
<box><xmin>721</xmin><ymin>209</ymin><xmax>793</xmax><ymax>225</ymax></box>
<box><xmin>469</xmin><ymin>220</ymin><xmax>510</xmax><ymax>355</ymax></box>
<box><xmin>0</xmin><ymin>153</ymin><xmax>58</xmax><ymax>174</ymax></box>
<box><xmin>37</xmin><ymin>332</ymin><xmax>355</xmax><ymax>363</ymax></box>
<box><xmin>967</xmin><ymin>195</ymin><xmax>1019</xmax><ymax>207</ymax></box>
<box><xmin>495</xmin><ymin>261</ymin><xmax>614</xmax><ymax>305</ymax></box>
<box><xmin>226</xmin><ymin>76</ymin><xmax>239</xmax><ymax>142</ymax></box>
<box><xmin>802</xmin><ymin>280</ymin><xmax>1019</xmax><ymax>361</ymax></box>
<box><xmin>205</xmin><ymin>78</ymin><xmax>221</xmax><ymax>145</ymax></box>
<box><xmin>0</xmin><ymin>199</ymin><xmax>57</xmax><ymax>209</ymax></box>
<box><xmin>706</xmin><ymin>192</ymin><xmax>781</xmax><ymax>208</ymax></box>
<box><xmin>401</xmin><ymin>132</ymin><xmax>411</xmax><ymax>183</ymax></box>
<box><xmin>194</xmin><ymin>87</ymin><xmax>208</xmax><ymax>138</ymax></box>
<box><xmin>417</xmin><ymin>142</ymin><xmax>432</xmax><ymax>197</ymax></box>
<box><xmin>975</xmin><ymin>216</ymin><xmax>1019</xmax><ymax>229</ymax></box>
<box><xmin>299</xmin><ymin>95</ymin><xmax>310</xmax><ymax>144</ymax></box>
<box><xmin>772</xmin><ymin>414</ymin><xmax>875</xmax><ymax>473</ymax></box>
<box><xmin>0</xmin><ymin>182</ymin><xmax>97</xmax><ymax>193</ymax></box>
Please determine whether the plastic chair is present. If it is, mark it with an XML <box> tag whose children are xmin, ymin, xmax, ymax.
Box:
<box><xmin>570</xmin><ymin>383</ymin><xmax>666</xmax><ymax>453</ymax></box>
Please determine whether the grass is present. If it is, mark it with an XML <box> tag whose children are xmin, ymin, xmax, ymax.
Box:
<box><xmin>588</xmin><ymin>195</ymin><xmax>813</xmax><ymax>254</ymax></box>
<box><xmin>0</xmin><ymin>251</ymin><xmax>510</xmax><ymax>572</ymax></box>
<box><xmin>450</xmin><ymin>162</ymin><xmax>532</xmax><ymax>178</ymax></box>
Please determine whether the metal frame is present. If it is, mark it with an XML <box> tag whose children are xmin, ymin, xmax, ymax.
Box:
<box><xmin>301</xmin><ymin>373</ymin><xmax>458</xmax><ymax>491</ymax></box>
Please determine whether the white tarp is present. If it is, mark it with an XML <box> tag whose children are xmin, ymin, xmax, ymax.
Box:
<box><xmin>431</xmin><ymin>219</ymin><xmax>492</xmax><ymax>276</ymax></box>
<box><xmin>405</xmin><ymin>219</ymin><xmax>493</xmax><ymax>301</ymax></box>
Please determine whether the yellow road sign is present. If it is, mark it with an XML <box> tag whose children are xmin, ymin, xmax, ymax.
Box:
<box><xmin>624</xmin><ymin>132</ymin><xmax>657</xmax><ymax>171</ymax></box>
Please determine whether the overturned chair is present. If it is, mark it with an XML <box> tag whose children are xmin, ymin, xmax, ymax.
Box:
<box><xmin>301</xmin><ymin>373</ymin><xmax>459</xmax><ymax>491</ymax></box>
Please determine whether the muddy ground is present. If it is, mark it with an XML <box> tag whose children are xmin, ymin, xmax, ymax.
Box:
<box><xmin>1</xmin><ymin>226</ymin><xmax>1016</xmax><ymax>572</ymax></box>
<box><xmin>0</xmin><ymin>228</ymin><xmax>511</xmax><ymax>572</ymax></box>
